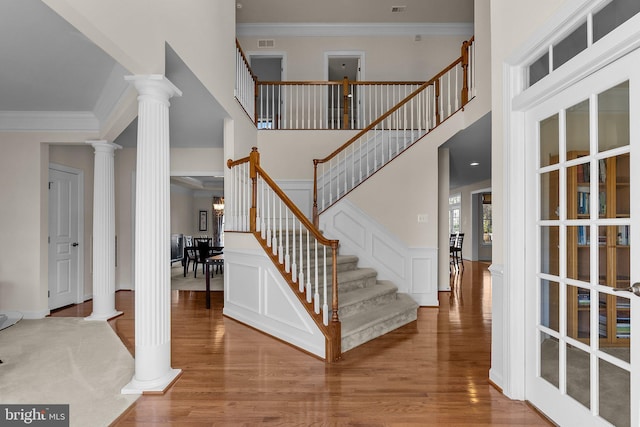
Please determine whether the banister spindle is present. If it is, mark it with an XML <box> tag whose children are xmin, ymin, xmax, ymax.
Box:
<box><xmin>323</xmin><ymin>245</ymin><xmax>328</xmax><ymax>326</ymax></box>
<box><xmin>314</xmin><ymin>239</ymin><xmax>319</xmax><ymax>314</ymax></box>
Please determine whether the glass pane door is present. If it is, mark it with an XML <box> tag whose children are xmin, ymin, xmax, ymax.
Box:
<box><xmin>527</xmin><ymin>50</ymin><xmax>639</xmax><ymax>427</ymax></box>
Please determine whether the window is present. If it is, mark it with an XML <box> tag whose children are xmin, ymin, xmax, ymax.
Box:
<box><xmin>449</xmin><ymin>194</ymin><xmax>461</xmax><ymax>234</ymax></box>
<box><xmin>482</xmin><ymin>193</ymin><xmax>492</xmax><ymax>244</ymax></box>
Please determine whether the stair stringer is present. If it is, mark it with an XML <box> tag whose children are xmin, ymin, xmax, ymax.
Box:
<box><xmin>319</xmin><ymin>198</ymin><xmax>438</xmax><ymax>307</ymax></box>
<box><xmin>222</xmin><ymin>233</ymin><xmax>326</xmax><ymax>358</ymax></box>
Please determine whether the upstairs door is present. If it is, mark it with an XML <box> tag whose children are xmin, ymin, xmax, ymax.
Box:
<box><xmin>251</xmin><ymin>55</ymin><xmax>283</xmax><ymax>129</ymax></box>
<box><xmin>525</xmin><ymin>48</ymin><xmax>640</xmax><ymax>427</ymax></box>
<box><xmin>48</xmin><ymin>166</ymin><xmax>81</xmax><ymax>310</ymax></box>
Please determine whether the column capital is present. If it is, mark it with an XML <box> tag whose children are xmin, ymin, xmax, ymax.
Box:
<box><xmin>125</xmin><ymin>75</ymin><xmax>182</xmax><ymax>105</ymax></box>
<box><xmin>86</xmin><ymin>140</ymin><xmax>122</xmax><ymax>153</ymax></box>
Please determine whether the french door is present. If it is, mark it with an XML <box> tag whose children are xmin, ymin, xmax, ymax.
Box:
<box><xmin>526</xmin><ymin>49</ymin><xmax>640</xmax><ymax>426</ymax></box>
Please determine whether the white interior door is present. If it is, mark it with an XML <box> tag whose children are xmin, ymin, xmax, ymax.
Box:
<box><xmin>525</xmin><ymin>48</ymin><xmax>640</xmax><ymax>427</ymax></box>
<box><xmin>48</xmin><ymin>167</ymin><xmax>81</xmax><ymax>310</ymax></box>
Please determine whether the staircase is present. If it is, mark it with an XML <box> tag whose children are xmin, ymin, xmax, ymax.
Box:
<box><xmin>337</xmin><ymin>257</ymin><xmax>418</xmax><ymax>352</ymax></box>
<box><xmin>288</xmin><ymin>235</ymin><xmax>419</xmax><ymax>353</ymax></box>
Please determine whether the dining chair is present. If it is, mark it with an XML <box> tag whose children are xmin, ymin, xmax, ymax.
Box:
<box><xmin>450</xmin><ymin>233</ymin><xmax>464</xmax><ymax>272</ymax></box>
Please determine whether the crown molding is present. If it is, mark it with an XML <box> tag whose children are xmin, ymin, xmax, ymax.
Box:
<box><xmin>93</xmin><ymin>62</ymin><xmax>131</xmax><ymax>127</ymax></box>
<box><xmin>0</xmin><ymin>111</ymin><xmax>100</xmax><ymax>132</ymax></box>
<box><xmin>236</xmin><ymin>22</ymin><xmax>473</xmax><ymax>38</ymax></box>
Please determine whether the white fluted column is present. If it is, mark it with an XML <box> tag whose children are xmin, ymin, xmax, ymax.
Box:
<box><xmin>86</xmin><ymin>140</ymin><xmax>122</xmax><ymax>321</ymax></box>
<box><xmin>122</xmin><ymin>75</ymin><xmax>182</xmax><ymax>395</ymax></box>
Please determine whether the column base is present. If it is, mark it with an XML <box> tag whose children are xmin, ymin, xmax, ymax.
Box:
<box><xmin>121</xmin><ymin>368</ymin><xmax>182</xmax><ymax>395</ymax></box>
<box><xmin>85</xmin><ymin>310</ymin><xmax>123</xmax><ymax>321</ymax></box>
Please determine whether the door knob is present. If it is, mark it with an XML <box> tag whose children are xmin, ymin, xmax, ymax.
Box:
<box><xmin>613</xmin><ymin>282</ymin><xmax>640</xmax><ymax>297</ymax></box>
<box><xmin>72</xmin><ymin>242</ymin><xmax>79</xmax><ymax>247</ymax></box>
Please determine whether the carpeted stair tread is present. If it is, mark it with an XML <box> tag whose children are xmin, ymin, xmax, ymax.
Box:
<box><xmin>337</xmin><ymin>280</ymin><xmax>399</xmax><ymax>317</ymax></box>
<box><xmin>340</xmin><ymin>293</ymin><xmax>418</xmax><ymax>351</ymax></box>
<box><xmin>337</xmin><ymin>268</ymin><xmax>378</xmax><ymax>290</ymax></box>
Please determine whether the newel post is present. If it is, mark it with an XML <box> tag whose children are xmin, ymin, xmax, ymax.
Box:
<box><xmin>312</xmin><ymin>159</ymin><xmax>319</xmax><ymax>228</ymax></box>
<box><xmin>326</xmin><ymin>239</ymin><xmax>342</xmax><ymax>362</ymax></box>
<box><xmin>461</xmin><ymin>40</ymin><xmax>470</xmax><ymax>107</ymax></box>
<box><xmin>249</xmin><ymin>147</ymin><xmax>260</xmax><ymax>232</ymax></box>
<box><xmin>342</xmin><ymin>77</ymin><xmax>350</xmax><ymax>129</ymax></box>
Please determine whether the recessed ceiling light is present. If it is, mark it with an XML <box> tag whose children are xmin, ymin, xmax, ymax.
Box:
<box><xmin>470</xmin><ymin>162</ymin><xmax>480</xmax><ymax>166</ymax></box>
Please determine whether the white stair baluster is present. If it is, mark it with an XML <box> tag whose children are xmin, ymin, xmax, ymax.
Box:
<box><xmin>272</xmin><ymin>189</ymin><xmax>277</xmax><ymax>255</ymax></box>
<box><xmin>298</xmin><ymin>221</ymin><xmax>304</xmax><ymax>293</ymax></box>
<box><xmin>314</xmin><ymin>239</ymin><xmax>319</xmax><ymax>314</ymax></box>
<box><xmin>322</xmin><ymin>245</ymin><xmax>328</xmax><ymax>326</ymax></box>
<box><xmin>306</xmin><ymin>229</ymin><xmax>311</xmax><ymax>303</ymax></box>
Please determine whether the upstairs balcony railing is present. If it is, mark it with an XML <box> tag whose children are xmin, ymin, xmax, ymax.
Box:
<box><xmin>235</xmin><ymin>40</ymin><xmax>257</xmax><ymax>121</ymax></box>
<box><xmin>226</xmin><ymin>148</ymin><xmax>341</xmax><ymax>362</ymax></box>
<box><xmin>256</xmin><ymin>80</ymin><xmax>425</xmax><ymax>130</ymax></box>
<box><xmin>236</xmin><ymin>38</ymin><xmax>475</xmax><ymax>131</ymax></box>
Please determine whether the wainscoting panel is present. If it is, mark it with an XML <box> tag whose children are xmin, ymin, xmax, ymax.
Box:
<box><xmin>225</xmin><ymin>262</ymin><xmax>261</xmax><ymax>312</ymax></box>
<box><xmin>263</xmin><ymin>267</ymin><xmax>316</xmax><ymax>334</ymax></box>
<box><xmin>320</xmin><ymin>199</ymin><xmax>439</xmax><ymax>306</ymax></box>
<box><xmin>223</xmin><ymin>235</ymin><xmax>325</xmax><ymax>358</ymax></box>
<box><xmin>334</xmin><ymin>210</ymin><xmax>367</xmax><ymax>249</ymax></box>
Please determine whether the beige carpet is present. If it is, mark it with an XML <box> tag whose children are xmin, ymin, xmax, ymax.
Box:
<box><xmin>0</xmin><ymin>317</ymin><xmax>138</xmax><ymax>427</ymax></box>
<box><xmin>171</xmin><ymin>264</ymin><xmax>223</xmax><ymax>291</ymax></box>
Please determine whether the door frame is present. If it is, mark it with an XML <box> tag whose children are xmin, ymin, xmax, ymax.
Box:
<box><xmin>48</xmin><ymin>162</ymin><xmax>84</xmax><ymax>309</ymax></box>
<box><xmin>500</xmin><ymin>0</ymin><xmax>640</xmax><ymax>401</ymax></box>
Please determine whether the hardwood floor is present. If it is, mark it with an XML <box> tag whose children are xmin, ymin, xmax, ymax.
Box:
<box><xmin>52</xmin><ymin>261</ymin><xmax>550</xmax><ymax>426</ymax></box>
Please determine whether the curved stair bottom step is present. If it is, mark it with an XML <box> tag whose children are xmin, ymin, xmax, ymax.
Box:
<box><xmin>340</xmin><ymin>294</ymin><xmax>418</xmax><ymax>353</ymax></box>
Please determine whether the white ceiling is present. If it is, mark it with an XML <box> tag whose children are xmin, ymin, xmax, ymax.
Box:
<box><xmin>0</xmin><ymin>0</ymin><xmax>486</xmax><ymax>190</ymax></box>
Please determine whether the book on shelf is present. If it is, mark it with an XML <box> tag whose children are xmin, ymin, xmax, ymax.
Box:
<box><xmin>598</xmin><ymin>159</ymin><xmax>606</xmax><ymax>183</ymax></box>
<box><xmin>577</xmin><ymin>190</ymin><xmax>590</xmax><ymax>214</ymax></box>
<box><xmin>599</xmin><ymin>191</ymin><xmax>605</xmax><ymax>215</ymax></box>
<box><xmin>617</xmin><ymin>225</ymin><xmax>630</xmax><ymax>245</ymax></box>
<box><xmin>616</xmin><ymin>300</ymin><xmax>631</xmax><ymax>309</ymax></box>
<box><xmin>577</xmin><ymin>225</ymin><xmax>589</xmax><ymax>245</ymax></box>
<box><xmin>577</xmin><ymin>291</ymin><xmax>590</xmax><ymax>306</ymax></box>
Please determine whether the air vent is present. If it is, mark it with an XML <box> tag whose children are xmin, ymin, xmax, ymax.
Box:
<box><xmin>258</xmin><ymin>39</ymin><xmax>275</xmax><ymax>48</ymax></box>
<box><xmin>391</xmin><ymin>5</ymin><xmax>406</xmax><ymax>12</ymax></box>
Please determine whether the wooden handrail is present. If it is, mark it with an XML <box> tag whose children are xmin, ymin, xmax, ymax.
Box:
<box><xmin>236</xmin><ymin>39</ymin><xmax>258</xmax><ymax>82</ymax></box>
<box><xmin>257</xmin><ymin>80</ymin><xmax>426</xmax><ymax>86</ymax></box>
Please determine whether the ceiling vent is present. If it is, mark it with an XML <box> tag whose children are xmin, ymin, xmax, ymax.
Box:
<box><xmin>258</xmin><ymin>39</ymin><xmax>275</xmax><ymax>48</ymax></box>
<box><xmin>391</xmin><ymin>5</ymin><xmax>406</xmax><ymax>12</ymax></box>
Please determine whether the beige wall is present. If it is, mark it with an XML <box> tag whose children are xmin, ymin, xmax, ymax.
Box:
<box><xmin>490</xmin><ymin>0</ymin><xmax>567</xmax><ymax>265</ymax></box>
<box><xmin>170</xmin><ymin>188</ymin><xmax>195</xmax><ymax>237</ymax></box>
<box><xmin>239</xmin><ymin>34</ymin><xmax>471</xmax><ymax>82</ymax></box>
<box><xmin>0</xmin><ymin>132</ymin><xmax>97</xmax><ymax>316</ymax></box>
<box><xmin>49</xmin><ymin>144</ymin><xmax>96</xmax><ymax>299</ymax></box>
<box><xmin>258</xmin><ymin>130</ymin><xmax>358</xmax><ymax>180</ymax></box>
<box><xmin>114</xmin><ymin>148</ymin><xmax>136</xmax><ymax>290</ymax></box>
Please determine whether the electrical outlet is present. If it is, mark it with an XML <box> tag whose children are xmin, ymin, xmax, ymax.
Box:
<box><xmin>417</xmin><ymin>214</ymin><xmax>428</xmax><ymax>223</ymax></box>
